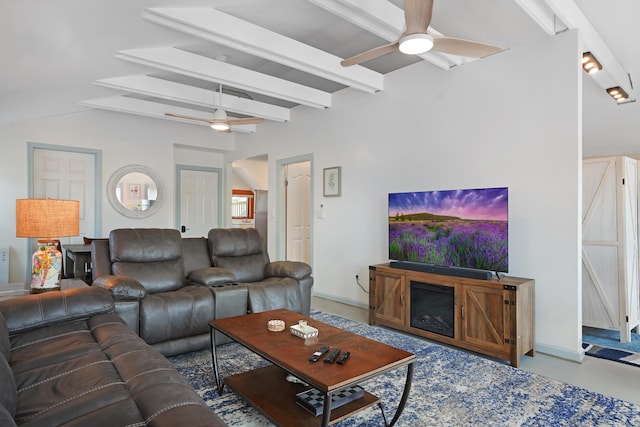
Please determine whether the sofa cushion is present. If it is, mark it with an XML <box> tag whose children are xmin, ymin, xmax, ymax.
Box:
<box><xmin>0</xmin><ymin>287</ymin><xmax>114</xmax><ymax>334</ymax></box>
<box><xmin>214</xmin><ymin>255</ymin><xmax>267</xmax><ymax>282</ymax></box>
<box><xmin>139</xmin><ymin>286</ymin><xmax>215</xmax><ymax>346</ymax></box>
<box><xmin>0</xmin><ymin>353</ymin><xmax>16</xmax><ymax>418</ymax></box>
<box><xmin>110</xmin><ymin>229</ymin><xmax>186</xmax><ymax>293</ymax></box>
<box><xmin>245</xmin><ymin>278</ymin><xmax>303</xmax><ymax>314</ymax></box>
<box><xmin>109</xmin><ymin>228</ymin><xmax>183</xmax><ymax>263</ymax></box>
<box><xmin>208</xmin><ymin>228</ymin><xmax>270</xmax><ymax>282</ymax></box>
<box><xmin>10</xmin><ymin>316</ymin><xmax>141</xmax><ymax>426</ymax></box>
<box><xmin>182</xmin><ymin>237</ymin><xmax>212</xmax><ymax>276</ymax></box>
<box><xmin>112</xmin><ymin>260</ymin><xmax>185</xmax><ymax>294</ymax></box>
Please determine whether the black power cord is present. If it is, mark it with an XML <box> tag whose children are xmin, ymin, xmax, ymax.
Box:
<box><xmin>355</xmin><ymin>274</ymin><xmax>369</xmax><ymax>294</ymax></box>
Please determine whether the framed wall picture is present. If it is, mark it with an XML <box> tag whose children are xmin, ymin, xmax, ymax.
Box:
<box><xmin>129</xmin><ymin>183</ymin><xmax>141</xmax><ymax>198</ymax></box>
<box><xmin>323</xmin><ymin>166</ymin><xmax>341</xmax><ymax>197</ymax></box>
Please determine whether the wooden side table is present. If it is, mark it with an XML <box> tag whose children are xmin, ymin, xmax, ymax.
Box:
<box><xmin>64</xmin><ymin>244</ymin><xmax>92</xmax><ymax>283</ymax></box>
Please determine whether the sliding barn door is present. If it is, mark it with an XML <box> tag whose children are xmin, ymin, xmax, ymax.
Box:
<box><xmin>582</xmin><ymin>156</ymin><xmax>639</xmax><ymax>342</ymax></box>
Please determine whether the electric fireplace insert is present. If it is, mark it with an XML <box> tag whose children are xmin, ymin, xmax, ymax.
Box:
<box><xmin>410</xmin><ymin>281</ymin><xmax>455</xmax><ymax>338</ymax></box>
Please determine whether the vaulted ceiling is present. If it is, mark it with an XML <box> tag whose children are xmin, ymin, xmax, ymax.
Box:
<box><xmin>2</xmin><ymin>0</ymin><xmax>638</xmax><ymax>155</ymax></box>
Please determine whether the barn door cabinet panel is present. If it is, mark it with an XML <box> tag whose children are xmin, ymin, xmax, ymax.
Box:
<box><xmin>582</xmin><ymin>156</ymin><xmax>640</xmax><ymax>342</ymax></box>
<box><xmin>460</xmin><ymin>285</ymin><xmax>510</xmax><ymax>354</ymax></box>
<box><xmin>368</xmin><ymin>268</ymin><xmax>406</xmax><ymax>327</ymax></box>
<box><xmin>369</xmin><ymin>264</ymin><xmax>535</xmax><ymax>367</ymax></box>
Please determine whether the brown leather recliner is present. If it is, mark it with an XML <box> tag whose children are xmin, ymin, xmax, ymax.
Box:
<box><xmin>92</xmin><ymin>228</ymin><xmax>248</xmax><ymax>356</ymax></box>
<box><xmin>206</xmin><ymin>228</ymin><xmax>314</xmax><ymax>316</ymax></box>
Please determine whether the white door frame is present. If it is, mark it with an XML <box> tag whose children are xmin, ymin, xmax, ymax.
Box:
<box><xmin>175</xmin><ymin>164</ymin><xmax>223</xmax><ymax>234</ymax></box>
<box><xmin>276</xmin><ymin>154</ymin><xmax>313</xmax><ymax>265</ymax></box>
<box><xmin>27</xmin><ymin>142</ymin><xmax>102</xmax><ymax>280</ymax></box>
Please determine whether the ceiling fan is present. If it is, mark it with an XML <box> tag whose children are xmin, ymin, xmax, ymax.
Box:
<box><xmin>341</xmin><ymin>0</ymin><xmax>504</xmax><ymax>67</ymax></box>
<box><xmin>165</xmin><ymin>83</ymin><xmax>264</xmax><ymax>133</ymax></box>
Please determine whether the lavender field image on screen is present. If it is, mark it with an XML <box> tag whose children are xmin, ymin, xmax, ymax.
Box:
<box><xmin>389</xmin><ymin>187</ymin><xmax>508</xmax><ymax>272</ymax></box>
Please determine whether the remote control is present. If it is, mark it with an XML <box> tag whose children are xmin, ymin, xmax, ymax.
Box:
<box><xmin>336</xmin><ymin>351</ymin><xmax>350</xmax><ymax>364</ymax></box>
<box><xmin>324</xmin><ymin>348</ymin><xmax>341</xmax><ymax>363</ymax></box>
<box><xmin>309</xmin><ymin>345</ymin><xmax>329</xmax><ymax>362</ymax></box>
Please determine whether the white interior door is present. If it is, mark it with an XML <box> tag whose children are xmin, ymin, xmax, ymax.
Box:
<box><xmin>285</xmin><ymin>161</ymin><xmax>311</xmax><ymax>263</ymax></box>
<box><xmin>33</xmin><ymin>149</ymin><xmax>96</xmax><ymax>243</ymax></box>
<box><xmin>178</xmin><ymin>167</ymin><xmax>221</xmax><ymax>237</ymax></box>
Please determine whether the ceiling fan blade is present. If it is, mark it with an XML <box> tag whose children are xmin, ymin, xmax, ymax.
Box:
<box><xmin>404</xmin><ymin>0</ymin><xmax>434</xmax><ymax>35</ymax></box>
<box><xmin>340</xmin><ymin>41</ymin><xmax>399</xmax><ymax>67</ymax></box>
<box><xmin>165</xmin><ymin>112</ymin><xmax>214</xmax><ymax>124</ymax></box>
<box><xmin>431</xmin><ymin>35</ymin><xmax>504</xmax><ymax>58</ymax></box>
<box><xmin>226</xmin><ymin>117</ymin><xmax>265</xmax><ymax>126</ymax></box>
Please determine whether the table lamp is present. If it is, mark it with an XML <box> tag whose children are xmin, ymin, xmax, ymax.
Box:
<box><xmin>16</xmin><ymin>199</ymin><xmax>80</xmax><ymax>293</ymax></box>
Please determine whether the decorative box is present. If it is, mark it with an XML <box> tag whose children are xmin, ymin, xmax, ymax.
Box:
<box><xmin>290</xmin><ymin>324</ymin><xmax>319</xmax><ymax>339</ymax></box>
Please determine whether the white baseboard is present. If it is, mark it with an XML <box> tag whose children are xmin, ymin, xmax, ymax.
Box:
<box><xmin>311</xmin><ymin>291</ymin><xmax>368</xmax><ymax>311</ymax></box>
<box><xmin>535</xmin><ymin>342</ymin><xmax>585</xmax><ymax>363</ymax></box>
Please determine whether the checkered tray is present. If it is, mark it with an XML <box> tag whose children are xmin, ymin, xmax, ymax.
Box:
<box><xmin>295</xmin><ymin>385</ymin><xmax>365</xmax><ymax>416</ymax></box>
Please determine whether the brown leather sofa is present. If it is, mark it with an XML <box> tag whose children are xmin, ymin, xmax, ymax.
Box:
<box><xmin>91</xmin><ymin>228</ymin><xmax>313</xmax><ymax>356</ymax></box>
<box><xmin>0</xmin><ymin>287</ymin><xmax>226</xmax><ymax>427</ymax></box>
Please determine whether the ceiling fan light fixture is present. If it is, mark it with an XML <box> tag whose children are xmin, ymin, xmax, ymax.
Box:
<box><xmin>399</xmin><ymin>33</ymin><xmax>434</xmax><ymax>55</ymax></box>
<box><xmin>211</xmin><ymin>121</ymin><xmax>230</xmax><ymax>131</ymax></box>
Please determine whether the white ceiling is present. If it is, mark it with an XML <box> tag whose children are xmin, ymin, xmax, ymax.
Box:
<box><xmin>1</xmin><ymin>0</ymin><xmax>638</xmax><ymax>155</ymax></box>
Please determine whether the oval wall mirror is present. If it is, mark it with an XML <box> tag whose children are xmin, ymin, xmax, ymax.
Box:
<box><xmin>106</xmin><ymin>164</ymin><xmax>164</xmax><ymax>219</ymax></box>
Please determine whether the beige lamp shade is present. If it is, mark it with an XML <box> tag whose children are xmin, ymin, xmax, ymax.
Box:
<box><xmin>16</xmin><ymin>199</ymin><xmax>80</xmax><ymax>238</ymax></box>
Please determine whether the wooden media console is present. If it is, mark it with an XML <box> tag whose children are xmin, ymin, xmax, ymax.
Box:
<box><xmin>369</xmin><ymin>263</ymin><xmax>535</xmax><ymax>367</ymax></box>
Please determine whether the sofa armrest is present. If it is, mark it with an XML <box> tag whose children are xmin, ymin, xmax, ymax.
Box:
<box><xmin>0</xmin><ymin>287</ymin><xmax>114</xmax><ymax>334</ymax></box>
<box><xmin>93</xmin><ymin>275</ymin><xmax>147</xmax><ymax>301</ymax></box>
<box><xmin>189</xmin><ymin>267</ymin><xmax>236</xmax><ymax>286</ymax></box>
<box><xmin>265</xmin><ymin>261</ymin><xmax>312</xmax><ymax>280</ymax></box>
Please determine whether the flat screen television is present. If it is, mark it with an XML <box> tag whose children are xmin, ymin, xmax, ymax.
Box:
<box><xmin>388</xmin><ymin>187</ymin><xmax>508</xmax><ymax>274</ymax></box>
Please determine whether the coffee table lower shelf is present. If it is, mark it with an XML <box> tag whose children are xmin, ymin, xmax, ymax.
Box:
<box><xmin>224</xmin><ymin>365</ymin><xmax>380</xmax><ymax>427</ymax></box>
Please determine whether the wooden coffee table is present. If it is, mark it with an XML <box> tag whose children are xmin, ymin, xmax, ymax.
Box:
<box><xmin>209</xmin><ymin>308</ymin><xmax>415</xmax><ymax>427</ymax></box>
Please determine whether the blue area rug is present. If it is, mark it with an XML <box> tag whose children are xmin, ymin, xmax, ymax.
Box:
<box><xmin>583</xmin><ymin>326</ymin><xmax>640</xmax><ymax>353</ymax></box>
<box><xmin>169</xmin><ymin>311</ymin><xmax>640</xmax><ymax>426</ymax></box>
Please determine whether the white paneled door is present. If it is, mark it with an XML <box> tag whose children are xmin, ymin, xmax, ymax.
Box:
<box><xmin>178</xmin><ymin>167</ymin><xmax>221</xmax><ymax>237</ymax></box>
<box><xmin>285</xmin><ymin>161</ymin><xmax>311</xmax><ymax>264</ymax></box>
<box><xmin>33</xmin><ymin>149</ymin><xmax>96</xmax><ymax>243</ymax></box>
